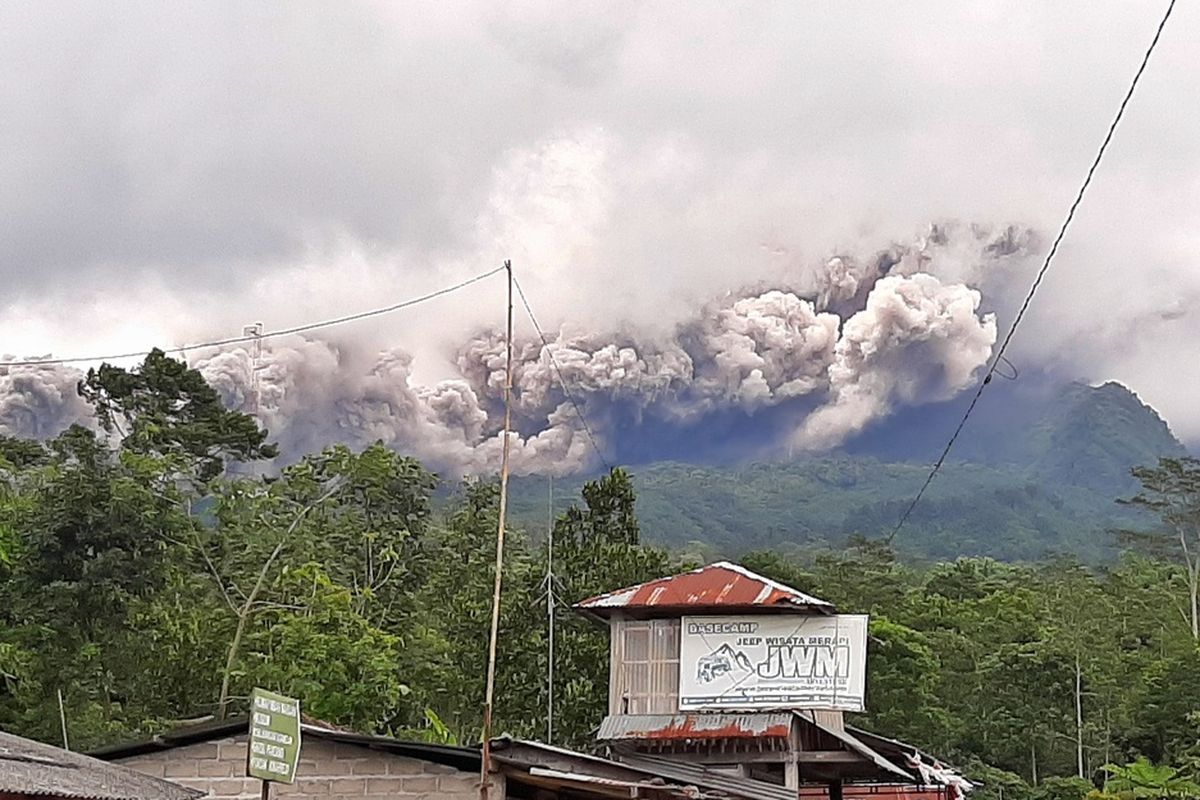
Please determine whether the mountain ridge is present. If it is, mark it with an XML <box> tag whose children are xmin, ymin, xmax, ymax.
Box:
<box><xmin>508</xmin><ymin>380</ymin><xmax>1186</xmax><ymax>562</ymax></box>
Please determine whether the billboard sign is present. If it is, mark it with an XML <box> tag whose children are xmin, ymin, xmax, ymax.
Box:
<box><xmin>679</xmin><ymin>614</ymin><xmax>868</xmax><ymax>712</ymax></box>
<box><xmin>247</xmin><ymin>688</ymin><xmax>302</xmax><ymax>784</ymax></box>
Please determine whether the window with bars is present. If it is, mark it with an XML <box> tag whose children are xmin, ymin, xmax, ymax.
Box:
<box><xmin>617</xmin><ymin>618</ymin><xmax>681</xmax><ymax>714</ymax></box>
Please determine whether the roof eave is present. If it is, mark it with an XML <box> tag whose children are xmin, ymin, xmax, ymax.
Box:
<box><xmin>88</xmin><ymin>717</ymin><xmax>480</xmax><ymax>773</ymax></box>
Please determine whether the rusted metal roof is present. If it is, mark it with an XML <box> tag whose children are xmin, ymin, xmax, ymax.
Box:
<box><xmin>493</xmin><ymin>739</ymin><xmax>797</xmax><ymax>800</ymax></box>
<box><xmin>598</xmin><ymin>713</ymin><xmax>792</xmax><ymax>742</ymax></box>
<box><xmin>576</xmin><ymin>561</ymin><xmax>834</xmax><ymax>616</ymax></box>
<box><xmin>617</xmin><ymin>755</ymin><xmax>798</xmax><ymax>800</ymax></box>
<box><xmin>599</xmin><ymin>714</ymin><xmax>912</xmax><ymax>783</ymax></box>
<box><xmin>799</xmin><ymin>787</ymin><xmax>947</xmax><ymax>800</ymax></box>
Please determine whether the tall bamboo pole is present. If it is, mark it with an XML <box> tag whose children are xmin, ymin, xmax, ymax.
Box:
<box><xmin>480</xmin><ymin>260</ymin><xmax>513</xmax><ymax>799</ymax></box>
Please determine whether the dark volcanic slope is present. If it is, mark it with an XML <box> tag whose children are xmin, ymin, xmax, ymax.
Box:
<box><xmin>508</xmin><ymin>381</ymin><xmax>1184</xmax><ymax>562</ymax></box>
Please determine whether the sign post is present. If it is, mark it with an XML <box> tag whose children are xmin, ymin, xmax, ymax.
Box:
<box><xmin>247</xmin><ymin>688</ymin><xmax>302</xmax><ymax>799</ymax></box>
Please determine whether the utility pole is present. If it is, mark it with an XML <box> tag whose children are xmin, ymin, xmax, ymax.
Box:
<box><xmin>546</xmin><ymin>474</ymin><xmax>555</xmax><ymax>745</ymax></box>
<box><xmin>480</xmin><ymin>261</ymin><xmax>513</xmax><ymax>800</ymax></box>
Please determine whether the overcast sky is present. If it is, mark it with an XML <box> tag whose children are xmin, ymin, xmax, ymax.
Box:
<box><xmin>2</xmin><ymin>1</ymin><xmax>1198</xmax><ymax>441</ymax></box>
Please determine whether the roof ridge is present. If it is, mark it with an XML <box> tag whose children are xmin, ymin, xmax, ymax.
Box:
<box><xmin>575</xmin><ymin>560</ymin><xmax>833</xmax><ymax>613</ymax></box>
<box><xmin>713</xmin><ymin>561</ymin><xmax>830</xmax><ymax>606</ymax></box>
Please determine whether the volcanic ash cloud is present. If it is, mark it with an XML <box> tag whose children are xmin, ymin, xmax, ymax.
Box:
<box><xmin>0</xmin><ymin>224</ymin><xmax>1033</xmax><ymax>476</ymax></box>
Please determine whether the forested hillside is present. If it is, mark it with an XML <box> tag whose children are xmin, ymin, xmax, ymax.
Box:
<box><xmin>510</xmin><ymin>382</ymin><xmax>1187</xmax><ymax>561</ymax></box>
<box><xmin>4</xmin><ymin>353</ymin><xmax>1200</xmax><ymax>800</ymax></box>
<box><xmin>512</xmin><ymin>457</ymin><xmax>1146</xmax><ymax>561</ymax></box>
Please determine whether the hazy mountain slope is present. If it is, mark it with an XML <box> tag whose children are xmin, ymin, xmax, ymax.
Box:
<box><xmin>1023</xmin><ymin>381</ymin><xmax>1186</xmax><ymax>493</ymax></box>
<box><xmin>508</xmin><ymin>381</ymin><xmax>1184</xmax><ymax>562</ymax></box>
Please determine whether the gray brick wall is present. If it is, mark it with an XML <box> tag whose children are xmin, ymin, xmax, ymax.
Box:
<box><xmin>115</xmin><ymin>734</ymin><xmax>478</xmax><ymax>799</ymax></box>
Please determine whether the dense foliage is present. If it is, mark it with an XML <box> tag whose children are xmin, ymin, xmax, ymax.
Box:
<box><xmin>2</xmin><ymin>354</ymin><xmax>1199</xmax><ymax>800</ymax></box>
<box><xmin>510</xmin><ymin>459</ymin><xmax>1143</xmax><ymax>561</ymax></box>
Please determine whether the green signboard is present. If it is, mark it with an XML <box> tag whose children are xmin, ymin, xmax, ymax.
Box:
<box><xmin>247</xmin><ymin>688</ymin><xmax>302</xmax><ymax>784</ymax></box>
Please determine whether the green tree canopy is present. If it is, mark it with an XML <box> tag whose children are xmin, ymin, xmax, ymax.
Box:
<box><xmin>78</xmin><ymin>348</ymin><xmax>277</xmax><ymax>482</ymax></box>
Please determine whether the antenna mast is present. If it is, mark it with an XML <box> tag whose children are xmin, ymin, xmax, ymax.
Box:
<box><xmin>238</xmin><ymin>322</ymin><xmax>265</xmax><ymax>477</ymax></box>
<box><xmin>241</xmin><ymin>322</ymin><xmax>264</xmax><ymax>421</ymax></box>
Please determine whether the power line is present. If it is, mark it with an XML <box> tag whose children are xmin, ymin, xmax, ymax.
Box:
<box><xmin>0</xmin><ymin>265</ymin><xmax>506</xmax><ymax>368</ymax></box>
<box><xmin>887</xmin><ymin>0</ymin><xmax>1177</xmax><ymax>543</ymax></box>
<box><xmin>512</xmin><ymin>274</ymin><xmax>614</xmax><ymax>472</ymax></box>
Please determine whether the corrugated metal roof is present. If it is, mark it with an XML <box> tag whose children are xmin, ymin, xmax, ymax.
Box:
<box><xmin>0</xmin><ymin>730</ymin><xmax>200</xmax><ymax>800</ymax></box>
<box><xmin>844</xmin><ymin>724</ymin><xmax>967</xmax><ymax>777</ymax></box>
<box><xmin>618</xmin><ymin>754</ymin><xmax>798</xmax><ymax>800</ymax></box>
<box><xmin>599</xmin><ymin>714</ymin><xmax>913</xmax><ymax>784</ymax></box>
<box><xmin>90</xmin><ymin>716</ymin><xmax>480</xmax><ymax>773</ymax></box>
<box><xmin>526</xmin><ymin>766</ymin><xmax>714</xmax><ymax>798</ymax></box>
<box><xmin>799</xmin><ymin>786</ymin><xmax>947</xmax><ymax>799</ymax></box>
<box><xmin>576</xmin><ymin>561</ymin><xmax>834</xmax><ymax>615</ymax></box>
<box><xmin>797</xmin><ymin>712</ymin><xmax>913</xmax><ymax>782</ymax></box>
<box><xmin>598</xmin><ymin>713</ymin><xmax>792</xmax><ymax>741</ymax></box>
<box><xmin>496</xmin><ymin>739</ymin><xmax>797</xmax><ymax>800</ymax></box>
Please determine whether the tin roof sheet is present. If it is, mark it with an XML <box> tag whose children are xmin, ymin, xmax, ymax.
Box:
<box><xmin>617</xmin><ymin>755</ymin><xmax>798</xmax><ymax>800</ymax></box>
<box><xmin>598</xmin><ymin>713</ymin><xmax>793</xmax><ymax>741</ymax></box>
<box><xmin>526</xmin><ymin>766</ymin><xmax>711</xmax><ymax>798</ymax></box>
<box><xmin>576</xmin><ymin>561</ymin><xmax>834</xmax><ymax>615</ymax></box>
<box><xmin>90</xmin><ymin>716</ymin><xmax>480</xmax><ymax>772</ymax></box>
<box><xmin>796</xmin><ymin>712</ymin><xmax>913</xmax><ymax>782</ymax></box>
<box><xmin>0</xmin><ymin>731</ymin><xmax>201</xmax><ymax>800</ymax></box>
<box><xmin>495</xmin><ymin>739</ymin><xmax>797</xmax><ymax>800</ymax></box>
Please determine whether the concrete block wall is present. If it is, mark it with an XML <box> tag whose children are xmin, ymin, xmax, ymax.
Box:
<box><xmin>116</xmin><ymin>734</ymin><xmax>479</xmax><ymax>799</ymax></box>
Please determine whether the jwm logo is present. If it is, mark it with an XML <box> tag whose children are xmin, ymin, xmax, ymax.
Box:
<box><xmin>756</xmin><ymin>644</ymin><xmax>849</xmax><ymax>679</ymax></box>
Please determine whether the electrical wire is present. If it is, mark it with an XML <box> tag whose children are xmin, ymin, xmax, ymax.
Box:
<box><xmin>512</xmin><ymin>274</ymin><xmax>614</xmax><ymax>473</ymax></box>
<box><xmin>887</xmin><ymin>0</ymin><xmax>1177</xmax><ymax>543</ymax></box>
<box><xmin>0</xmin><ymin>265</ymin><xmax>506</xmax><ymax>368</ymax></box>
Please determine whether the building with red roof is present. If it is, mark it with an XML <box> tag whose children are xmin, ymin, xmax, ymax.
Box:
<box><xmin>574</xmin><ymin>562</ymin><xmax>973</xmax><ymax>800</ymax></box>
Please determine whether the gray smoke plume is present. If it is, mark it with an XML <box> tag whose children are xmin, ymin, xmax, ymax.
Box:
<box><xmin>0</xmin><ymin>360</ymin><xmax>90</xmax><ymax>439</ymax></box>
<box><xmin>794</xmin><ymin>274</ymin><xmax>996</xmax><ymax>450</ymax></box>
<box><xmin>0</xmin><ymin>223</ymin><xmax>1035</xmax><ymax>475</ymax></box>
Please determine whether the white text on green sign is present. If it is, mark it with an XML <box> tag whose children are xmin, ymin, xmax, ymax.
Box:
<box><xmin>247</xmin><ymin>688</ymin><xmax>301</xmax><ymax>784</ymax></box>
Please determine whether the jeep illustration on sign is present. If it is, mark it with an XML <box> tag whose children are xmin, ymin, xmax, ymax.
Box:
<box><xmin>679</xmin><ymin>615</ymin><xmax>868</xmax><ymax>712</ymax></box>
<box><xmin>696</xmin><ymin>644</ymin><xmax>754</xmax><ymax>684</ymax></box>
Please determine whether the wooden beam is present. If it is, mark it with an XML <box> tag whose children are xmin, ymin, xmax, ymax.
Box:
<box><xmin>785</xmin><ymin>719</ymin><xmax>801</xmax><ymax>790</ymax></box>
<box><xmin>798</xmin><ymin>751</ymin><xmax>864</xmax><ymax>764</ymax></box>
<box><xmin>511</xmin><ymin>769</ymin><xmax>634</xmax><ymax>798</ymax></box>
